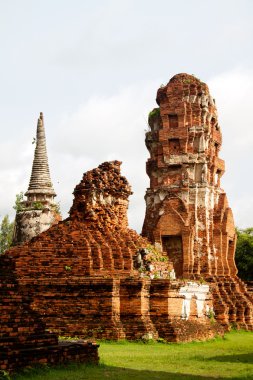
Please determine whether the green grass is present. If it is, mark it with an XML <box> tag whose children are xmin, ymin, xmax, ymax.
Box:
<box><xmin>13</xmin><ymin>331</ymin><xmax>253</xmax><ymax>380</ymax></box>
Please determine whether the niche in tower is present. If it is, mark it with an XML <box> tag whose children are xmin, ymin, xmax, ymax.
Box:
<box><xmin>194</xmin><ymin>163</ymin><xmax>203</xmax><ymax>182</ymax></box>
<box><xmin>162</xmin><ymin>235</ymin><xmax>183</xmax><ymax>277</ymax></box>
<box><xmin>167</xmin><ymin>164</ymin><xmax>182</xmax><ymax>186</ymax></box>
<box><xmin>193</xmin><ymin>136</ymin><xmax>200</xmax><ymax>153</ymax></box>
<box><xmin>168</xmin><ymin>114</ymin><xmax>178</xmax><ymax>128</ymax></box>
<box><xmin>214</xmin><ymin>142</ymin><xmax>219</xmax><ymax>155</ymax></box>
<box><xmin>169</xmin><ymin>138</ymin><xmax>180</xmax><ymax>154</ymax></box>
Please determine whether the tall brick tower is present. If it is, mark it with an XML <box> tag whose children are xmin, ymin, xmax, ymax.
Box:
<box><xmin>142</xmin><ymin>73</ymin><xmax>237</xmax><ymax>279</ymax></box>
<box><xmin>13</xmin><ymin>113</ymin><xmax>60</xmax><ymax>244</ymax></box>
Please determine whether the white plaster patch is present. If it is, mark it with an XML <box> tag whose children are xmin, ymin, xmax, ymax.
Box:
<box><xmin>197</xmin><ymin>220</ymin><xmax>205</xmax><ymax>231</ymax></box>
<box><xmin>164</xmin><ymin>154</ymin><xmax>189</xmax><ymax>165</ymax></box>
<box><xmin>179</xmin><ymin>282</ymin><xmax>209</xmax><ymax>320</ymax></box>
<box><xmin>154</xmin><ymin>195</ymin><xmax>160</xmax><ymax>204</ymax></box>
<box><xmin>210</xmin><ymin>191</ymin><xmax>214</xmax><ymax>209</ymax></box>
<box><xmin>14</xmin><ymin>209</ymin><xmax>57</xmax><ymax>242</ymax></box>
<box><xmin>169</xmin><ymin>268</ymin><xmax>176</xmax><ymax>280</ymax></box>
<box><xmin>181</xmin><ymin>191</ymin><xmax>189</xmax><ymax>205</ymax></box>
<box><xmin>159</xmin><ymin>191</ymin><xmax>167</xmax><ymax>201</ymax></box>
<box><xmin>146</xmin><ymin>195</ymin><xmax>153</xmax><ymax>207</ymax></box>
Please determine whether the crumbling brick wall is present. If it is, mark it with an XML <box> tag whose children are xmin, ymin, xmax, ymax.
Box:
<box><xmin>1</xmin><ymin>161</ymin><xmax>219</xmax><ymax>344</ymax></box>
<box><xmin>0</xmin><ymin>256</ymin><xmax>99</xmax><ymax>373</ymax></box>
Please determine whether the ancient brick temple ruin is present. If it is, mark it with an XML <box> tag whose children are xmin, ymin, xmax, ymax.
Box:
<box><xmin>13</xmin><ymin>112</ymin><xmax>60</xmax><ymax>245</ymax></box>
<box><xmin>1</xmin><ymin>73</ymin><xmax>253</xmax><ymax>373</ymax></box>
<box><xmin>1</xmin><ymin>159</ymin><xmax>220</xmax><ymax>373</ymax></box>
<box><xmin>142</xmin><ymin>73</ymin><xmax>253</xmax><ymax>328</ymax></box>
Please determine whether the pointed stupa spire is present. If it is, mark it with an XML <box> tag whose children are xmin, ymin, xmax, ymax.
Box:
<box><xmin>25</xmin><ymin>112</ymin><xmax>56</xmax><ymax>203</ymax></box>
<box><xmin>13</xmin><ymin>112</ymin><xmax>60</xmax><ymax>245</ymax></box>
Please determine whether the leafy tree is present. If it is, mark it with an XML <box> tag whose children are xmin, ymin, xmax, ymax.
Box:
<box><xmin>13</xmin><ymin>191</ymin><xmax>25</xmax><ymax>212</ymax></box>
<box><xmin>0</xmin><ymin>215</ymin><xmax>14</xmax><ymax>254</ymax></box>
<box><xmin>235</xmin><ymin>228</ymin><xmax>253</xmax><ymax>281</ymax></box>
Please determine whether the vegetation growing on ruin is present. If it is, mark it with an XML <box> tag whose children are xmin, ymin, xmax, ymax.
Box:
<box><xmin>143</xmin><ymin>244</ymin><xmax>168</xmax><ymax>263</ymax></box>
<box><xmin>148</xmin><ymin>108</ymin><xmax>160</xmax><ymax>120</ymax></box>
<box><xmin>32</xmin><ymin>202</ymin><xmax>44</xmax><ymax>210</ymax></box>
<box><xmin>12</xmin><ymin>192</ymin><xmax>61</xmax><ymax>213</ymax></box>
<box><xmin>146</xmin><ymin>108</ymin><xmax>161</xmax><ymax>133</ymax></box>
<box><xmin>12</xmin><ymin>330</ymin><xmax>253</xmax><ymax>380</ymax></box>
<box><xmin>136</xmin><ymin>244</ymin><xmax>169</xmax><ymax>279</ymax></box>
<box><xmin>13</xmin><ymin>191</ymin><xmax>44</xmax><ymax>211</ymax></box>
<box><xmin>51</xmin><ymin>202</ymin><xmax>61</xmax><ymax>215</ymax></box>
<box><xmin>13</xmin><ymin>192</ymin><xmax>25</xmax><ymax>212</ymax></box>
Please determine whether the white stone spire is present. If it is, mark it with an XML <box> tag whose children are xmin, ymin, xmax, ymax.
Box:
<box><xmin>25</xmin><ymin>112</ymin><xmax>56</xmax><ymax>204</ymax></box>
<box><xmin>13</xmin><ymin>112</ymin><xmax>59</xmax><ymax>245</ymax></box>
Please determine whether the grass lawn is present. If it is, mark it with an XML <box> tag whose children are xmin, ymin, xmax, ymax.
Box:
<box><xmin>13</xmin><ymin>330</ymin><xmax>253</xmax><ymax>380</ymax></box>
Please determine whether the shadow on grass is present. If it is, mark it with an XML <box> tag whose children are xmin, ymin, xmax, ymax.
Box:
<box><xmin>12</xmin><ymin>363</ymin><xmax>248</xmax><ymax>380</ymax></box>
<box><xmin>207</xmin><ymin>353</ymin><xmax>253</xmax><ymax>364</ymax></box>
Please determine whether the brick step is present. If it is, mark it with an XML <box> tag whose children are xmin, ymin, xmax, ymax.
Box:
<box><xmin>0</xmin><ymin>333</ymin><xmax>57</xmax><ymax>349</ymax></box>
<box><xmin>0</xmin><ymin>340</ymin><xmax>99</xmax><ymax>373</ymax></box>
<box><xmin>212</xmin><ymin>280</ymin><xmax>253</xmax><ymax>329</ymax></box>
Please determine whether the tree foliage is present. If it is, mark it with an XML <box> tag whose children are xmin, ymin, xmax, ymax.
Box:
<box><xmin>235</xmin><ymin>228</ymin><xmax>253</xmax><ymax>281</ymax></box>
<box><xmin>0</xmin><ymin>215</ymin><xmax>14</xmax><ymax>254</ymax></box>
<box><xmin>13</xmin><ymin>191</ymin><xmax>25</xmax><ymax>212</ymax></box>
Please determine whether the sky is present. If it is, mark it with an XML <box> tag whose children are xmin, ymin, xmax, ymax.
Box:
<box><xmin>0</xmin><ymin>0</ymin><xmax>253</xmax><ymax>232</ymax></box>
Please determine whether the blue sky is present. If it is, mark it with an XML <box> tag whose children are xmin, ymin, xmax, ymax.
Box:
<box><xmin>0</xmin><ymin>0</ymin><xmax>253</xmax><ymax>231</ymax></box>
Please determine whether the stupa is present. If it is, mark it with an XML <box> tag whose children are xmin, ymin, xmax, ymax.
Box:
<box><xmin>13</xmin><ymin>112</ymin><xmax>60</xmax><ymax>244</ymax></box>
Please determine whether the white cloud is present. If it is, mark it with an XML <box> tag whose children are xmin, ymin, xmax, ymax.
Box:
<box><xmin>50</xmin><ymin>81</ymin><xmax>159</xmax><ymax>232</ymax></box>
<box><xmin>209</xmin><ymin>69</ymin><xmax>253</xmax><ymax>228</ymax></box>
<box><xmin>0</xmin><ymin>136</ymin><xmax>34</xmax><ymax>221</ymax></box>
